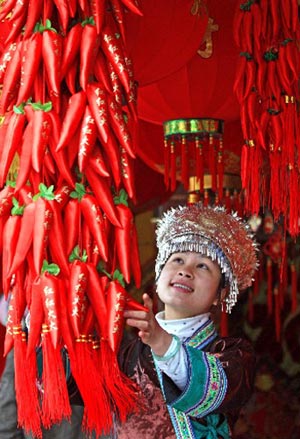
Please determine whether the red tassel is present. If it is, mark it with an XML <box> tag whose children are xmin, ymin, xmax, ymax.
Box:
<box><xmin>195</xmin><ymin>138</ymin><xmax>204</xmax><ymax>192</ymax></box>
<box><xmin>267</xmin><ymin>258</ymin><xmax>273</xmax><ymax>315</ymax></box>
<box><xmin>208</xmin><ymin>135</ymin><xmax>217</xmax><ymax>191</ymax></box>
<box><xmin>181</xmin><ymin>136</ymin><xmax>189</xmax><ymax>189</ymax></box>
<box><xmin>14</xmin><ymin>329</ymin><xmax>42</xmax><ymax>438</ymax></box>
<box><xmin>291</xmin><ymin>262</ymin><xmax>298</xmax><ymax>312</ymax></box>
<box><xmin>217</xmin><ymin>138</ymin><xmax>224</xmax><ymax>200</ymax></box>
<box><xmin>217</xmin><ymin>152</ymin><xmax>224</xmax><ymax>201</ymax></box>
<box><xmin>170</xmin><ymin>141</ymin><xmax>177</xmax><ymax>191</ymax></box>
<box><xmin>163</xmin><ymin>138</ymin><xmax>170</xmax><ymax>189</ymax></box>
<box><xmin>220</xmin><ymin>309</ymin><xmax>228</xmax><ymax>337</ymax></box>
<box><xmin>40</xmin><ymin>325</ymin><xmax>71</xmax><ymax>428</ymax></box>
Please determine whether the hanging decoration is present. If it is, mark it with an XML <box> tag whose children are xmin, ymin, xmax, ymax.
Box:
<box><xmin>0</xmin><ymin>0</ymin><xmax>145</xmax><ymax>437</ymax></box>
<box><xmin>163</xmin><ymin>117</ymin><xmax>224</xmax><ymax>192</ymax></box>
<box><xmin>233</xmin><ymin>0</ymin><xmax>300</xmax><ymax>237</ymax></box>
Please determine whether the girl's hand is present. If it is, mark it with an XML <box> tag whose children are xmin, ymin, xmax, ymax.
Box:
<box><xmin>124</xmin><ymin>293</ymin><xmax>172</xmax><ymax>356</ymax></box>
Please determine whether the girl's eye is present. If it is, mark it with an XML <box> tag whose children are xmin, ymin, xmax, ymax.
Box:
<box><xmin>197</xmin><ymin>263</ymin><xmax>208</xmax><ymax>270</ymax></box>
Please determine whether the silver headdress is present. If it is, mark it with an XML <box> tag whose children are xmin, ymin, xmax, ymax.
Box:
<box><xmin>155</xmin><ymin>203</ymin><xmax>259</xmax><ymax>313</ymax></box>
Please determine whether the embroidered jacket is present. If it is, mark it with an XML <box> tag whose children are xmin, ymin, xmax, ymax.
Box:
<box><xmin>117</xmin><ymin>319</ymin><xmax>255</xmax><ymax>439</ymax></box>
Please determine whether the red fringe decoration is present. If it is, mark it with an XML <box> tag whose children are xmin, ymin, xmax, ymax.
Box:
<box><xmin>163</xmin><ymin>138</ymin><xmax>170</xmax><ymax>189</ymax></box>
<box><xmin>220</xmin><ymin>309</ymin><xmax>228</xmax><ymax>337</ymax></box>
<box><xmin>181</xmin><ymin>136</ymin><xmax>189</xmax><ymax>189</ymax></box>
<box><xmin>170</xmin><ymin>142</ymin><xmax>177</xmax><ymax>191</ymax></box>
<box><xmin>195</xmin><ymin>138</ymin><xmax>204</xmax><ymax>192</ymax></box>
<box><xmin>14</xmin><ymin>330</ymin><xmax>42</xmax><ymax>438</ymax></box>
<box><xmin>208</xmin><ymin>135</ymin><xmax>216</xmax><ymax>192</ymax></box>
<box><xmin>40</xmin><ymin>325</ymin><xmax>71</xmax><ymax>429</ymax></box>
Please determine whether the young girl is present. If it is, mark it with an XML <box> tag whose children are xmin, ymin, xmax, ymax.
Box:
<box><xmin>117</xmin><ymin>203</ymin><xmax>258</xmax><ymax>439</ymax></box>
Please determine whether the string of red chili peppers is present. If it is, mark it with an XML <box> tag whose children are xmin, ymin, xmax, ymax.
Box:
<box><xmin>233</xmin><ymin>0</ymin><xmax>300</xmax><ymax>236</ymax></box>
<box><xmin>0</xmin><ymin>0</ymin><xmax>144</xmax><ymax>436</ymax></box>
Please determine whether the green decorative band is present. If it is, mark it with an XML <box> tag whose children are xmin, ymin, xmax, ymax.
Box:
<box><xmin>163</xmin><ymin>118</ymin><xmax>224</xmax><ymax>137</ymax></box>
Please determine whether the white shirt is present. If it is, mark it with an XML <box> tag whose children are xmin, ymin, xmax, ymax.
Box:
<box><xmin>155</xmin><ymin>311</ymin><xmax>210</xmax><ymax>390</ymax></box>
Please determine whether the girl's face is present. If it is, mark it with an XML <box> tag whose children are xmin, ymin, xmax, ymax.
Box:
<box><xmin>156</xmin><ymin>252</ymin><xmax>225</xmax><ymax>320</ymax></box>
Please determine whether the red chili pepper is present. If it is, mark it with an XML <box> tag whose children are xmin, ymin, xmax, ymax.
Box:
<box><xmin>0</xmin><ymin>39</ymin><xmax>20</xmax><ymax>85</ymax></box>
<box><xmin>106</xmin><ymin>61</ymin><xmax>122</xmax><ymax>105</ymax></box>
<box><xmin>85</xmin><ymin>263</ymin><xmax>108</xmax><ymax>338</ymax></box>
<box><xmin>68</xmin><ymin>0</ymin><xmax>77</xmax><ymax>17</ymax></box>
<box><xmin>4</xmin><ymin>5</ymin><xmax>29</xmax><ymax>46</ymax></box>
<box><xmin>88</xmin><ymin>142</ymin><xmax>110</xmax><ymax>177</ymax></box>
<box><xmin>63</xmin><ymin>199</ymin><xmax>80</xmax><ymax>257</ymax></box>
<box><xmin>110</xmin><ymin>0</ymin><xmax>126</xmax><ymax>40</ymax></box>
<box><xmin>285</xmin><ymin>39</ymin><xmax>299</xmax><ymax>82</ymax></box>
<box><xmin>107</xmin><ymin>94</ymin><xmax>135</xmax><ymax>158</ymax></box>
<box><xmin>90</xmin><ymin>0</ymin><xmax>106</xmax><ymax>34</ymax></box>
<box><xmin>23</xmin><ymin>0</ymin><xmax>43</xmax><ymax>38</ymax></box>
<box><xmin>269</xmin><ymin>0</ymin><xmax>280</xmax><ymax>41</ymax></box>
<box><xmin>85</xmin><ymin>166</ymin><xmax>121</xmax><ymax>227</ymax></box>
<box><xmin>2</xmin><ymin>199</ymin><xmax>24</xmax><ymax>293</ymax></box>
<box><xmin>15</xmin><ymin>120</ymin><xmax>34</xmax><ymax>191</ymax></box>
<box><xmin>64</xmin><ymin>58</ymin><xmax>78</xmax><ymax>95</ymax></box>
<box><xmin>54</xmin><ymin>184</ymin><xmax>72</xmax><ymax>208</ymax></box>
<box><xmin>39</xmin><ymin>271</ymin><xmax>61</xmax><ymax>348</ymax></box>
<box><xmin>0</xmin><ymin>40</ymin><xmax>22</xmax><ymax>114</ymax></box>
<box><xmin>31</xmin><ymin>103</ymin><xmax>52</xmax><ymax>173</ymax></box>
<box><xmin>106</xmin><ymin>278</ymin><xmax>127</xmax><ymax>352</ymax></box>
<box><xmin>52</xmin><ymin>0</ymin><xmax>69</xmax><ymax>33</ymax></box>
<box><xmin>80</xmin><ymin>19</ymin><xmax>100</xmax><ymax>91</ymax></box>
<box><xmin>93</xmin><ymin>50</ymin><xmax>113</xmax><ymax>93</ymax></box>
<box><xmin>120</xmin><ymin>147</ymin><xmax>135</xmax><ymax>200</ymax></box>
<box><xmin>7</xmin><ymin>201</ymin><xmax>36</xmax><ymax>278</ymax></box>
<box><xmin>60</xmin><ymin>22</ymin><xmax>83</xmax><ymax>79</ymax></box>
<box><xmin>114</xmin><ymin>191</ymin><xmax>133</xmax><ymax>284</ymax></box>
<box><xmin>32</xmin><ymin>197</ymin><xmax>53</xmax><ymax>276</ymax></box>
<box><xmin>48</xmin><ymin>199</ymin><xmax>70</xmax><ymax>277</ymax></box>
<box><xmin>47</xmin><ymin>111</ymin><xmax>76</xmax><ymax>187</ymax></box>
<box><xmin>42</xmin><ymin>20</ymin><xmax>63</xmax><ymax>101</ymax></box>
<box><xmin>80</xmin><ymin>193</ymin><xmax>109</xmax><ymax>262</ymax></box>
<box><xmin>255</xmin><ymin>109</ymin><xmax>270</xmax><ymax>150</ymax></box>
<box><xmin>0</xmin><ymin>0</ymin><xmax>18</xmax><ymax>20</ymax></box>
<box><xmin>56</xmin><ymin>90</ymin><xmax>86</xmax><ymax>151</ymax></box>
<box><xmin>68</xmin><ymin>260</ymin><xmax>89</xmax><ymax>338</ymax></box>
<box><xmin>82</xmin><ymin>218</ymin><xmax>93</xmax><ymax>261</ymax></box>
<box><xmin>27</xmin><ymin>276</ymin><xmax>45</xmax><ymax>355</ymax></box>
<box><xmin>16</xmin><ymin>32</ymin><xmax>43</xmax><ymax>106</ymax></box>
<box><xmin>0</xmin><ymin>185</ymin><xmax>14</xmax><ymax>218</ymax></box>
<box><xmin>0</xmin><ymin>106</ymin><xmax>26</xmax><ymax>187</ymax></box>
<box><xmin>101</xmin><ymin>25</ymin><xmax>130</xmax><ymax>93</ymax></box>
<box><xmin>120</xmin><ymin>0</ymin><xmax>143</xmax><ymax>16</ymax></box>
<box><xmin>86</xmin><ymin>81</ymin><xmax>109</xmax><ymax>144</ymax></box>
<box><xmin>78</xmin><ymin>0</ymin><xmax>91</xmax><ymax>15</ymax></box>
<box><xmin>78</xmin><ymin>105</ymin><xmax>98</xmax><ymax>172</ymax></box>
<box><xmin>267</xmin><ymin>61</ymin><xmax>280</xmax><ymax>103</ymax></box>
